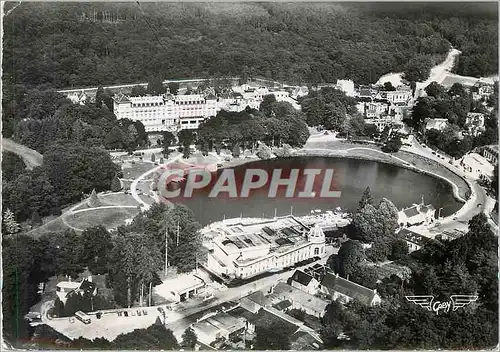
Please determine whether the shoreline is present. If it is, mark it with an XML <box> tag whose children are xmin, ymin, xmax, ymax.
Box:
<box><xmin>213</xmin><ymin>147</ymin><xmax>471</xmax><ymax>206</ymax></box>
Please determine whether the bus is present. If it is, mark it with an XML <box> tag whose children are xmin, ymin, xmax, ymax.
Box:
<box><xmin>75</xmin><ymin>311</ymin><xmax>91</xmax><ymax>324</ymax></box>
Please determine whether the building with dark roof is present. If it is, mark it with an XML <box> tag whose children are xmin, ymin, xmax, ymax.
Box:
<box><xmin>398</xmin><ymin>201</ymin><xmax>436</xmax><ymax>227</ymax></box>
<box><xmin>289</xmin><ymin>270</ymin><xmax>320</xmax><ymax>295</ymax></box>
<box><xmin>270</xmin><ymin>282</ymin><xmax>329</xmax><ymax>318</ymax></box>
<box><xmin>320</xmin><ymin>272</ymin><xmax>381</xmax><ymax>306</ymax></box>
<box><xmin>290</xmin><ymin>330</ymin><xmax>323</xmax><ymax>350</ymax></box>
<box><xmin>398</xmin><ymin>228</ymin><xmax>431</xmax><ymax>252</ymax></box>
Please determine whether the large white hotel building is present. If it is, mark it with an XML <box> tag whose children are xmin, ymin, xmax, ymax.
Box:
<box><xmin>113</xmin><ymin>91</ymin><xmax>218</xmax><ymax>132</ymax></box>
<box><xmin>112</xmin><ymin>86</ymin><xmax>297</xmax><ymax>133</ymax></box>
<box><xmin>205</xmin><ymin>216</ymin><xmax>326</xmax><ymax>280</ymax></box>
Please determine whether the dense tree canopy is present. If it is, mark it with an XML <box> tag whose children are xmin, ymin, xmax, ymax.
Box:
<box><xmin>321</xmin><ymin>213</ymin><xmax>498</xmax><ymax>350</ymax></box>
<box><xmin>3</xmin><ymin>3</ymin><xmax>496</xmax><ymax>98</ymax></box>
<box><xmin>2</xmin><ymin>143</ymin><xmax>119</xmax><ymax>221</ymax></box>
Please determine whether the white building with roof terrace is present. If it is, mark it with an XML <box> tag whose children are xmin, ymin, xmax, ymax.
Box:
<box><xmin>206</xmin><ymin>218</ymin><xmax>326</xmax><ymax>280</ymax></box>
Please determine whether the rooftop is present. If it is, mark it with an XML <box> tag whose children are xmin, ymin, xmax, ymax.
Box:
<box><xmin>271</xmin><ymin>282</ymin><xmax>328</xmax><ymax>316</ymax></box>
<box><xmin>398</xmin><ymin>228</ymin><xmax>431</xmax><ymax>246</ymax></box>
<box><xmin>290</xmin><ymin>330</ymin><xmax>322</xmax><ymax>350</ymax></box>
<box><xmin>290</xmin><ymin>270</ymin><xmax>314</xmax><ymax>286</ymax></box>
<box><xmin>154</xmin><ymin>274</ymin><xmax>205</xmax><ymax>296</ymax></box>
<box><xmin>215</xmin><ymin>216</ymin><xmax>311</xmax><ymax>257</ymax></box>
<box><xmin>402</xmin><ymin>205</ymin><xmax>420</xmax><ymax>218</ymax></box>
<box><xmin>321</xmin><ymin>273</ymin><xmax>377</xmax><ymax>305</ymax></box>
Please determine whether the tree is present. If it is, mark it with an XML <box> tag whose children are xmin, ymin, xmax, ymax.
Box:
<box><xmin>403</xmin><ymin>55</ymin><xmax>432</xmax><ymax>82</ymax></box>
<box><xmin>105</xmin><ymin>125</ymin><xmax>127</xmax><ymax>150</ymax></box>
<box><xmin>31</xmin><ymin>211</ymin><xmax>43</xmax><ymax>226</ymax></box>
<box><xmin>146</xmin><ymin>76</ymin><xmax>165</xmax><ymax>95</ymax></box>
<box><xmin>337</xmin><ymin>240</ymin><xmax>366</xmax><ymax>278</ymax></box>
<box><xmin>383</xmin><ymin>82</ymin><xmax>396</xmax><ymax>91</ymax></box>
<box><xmin>260</xmin><ymin>94</ymin><xmax>277</xmax><ymax>117</ymax></box>
<box><xmin>110</xmin><ymin>176</ymin><xmax>122</xmax><ymax>192</ymax></box>
<box><xmin>130</xmin><ymin>85</ymin><xmax>147</xmax><ymax>97</ymax></box>
<box><xmin>256</xmin><ymin>142</ymin><xmax>272</xmax><ymax>159</ymax></box>
<box><xmin>95</xmin><ymin>86</ymin><xmax>104</xmax><ymax>107</ymax></box>
<box><xmin>353</xmin><ymin>198</ymin><xmax>399</xmax><ymax>243</ymax></box>
<box><xmin>350</xmin><ymin>266</ymin><xmax>379</xmax><ymax>289</ymax></box>
<box><xmin>178</xmin><ymin>129</ymin><xmax>195</xmax><ymax>159</ymax></box>
<box><xmin>274</xmin><ymin>143</ymin><xmax>292</xmax><ymax>158</ymax></box>
<box><xmin>162</xmin><ymin>131</ymin><xmax>176</xmax><ymax>158</ymax></box>
<box><xmin>382</xmin><ymin>136</ymin><xmax>402</xmax><ymax>153</ymax></box>
<box><xmin>40</xmin><ymin>230</ymin><xmax>85</xmax><ymax>278</ymax></box>
<box><xmin>168</xmin><ymin>82</ymin><xmax>180</xmax><ymax>95</ymax></box>
<box><xmin>425</xmin><ymin>81</ymin><xmax>445</xmax><ymax>98</ymax></box>
<box><xmin>81</xmin><ymin>225</ymin><xmax>112</xmax><ymax>275</ymax></box>
<box><xmin>113</xmin><ymin>324</ymin><xmax>179</xmax><ymax>350</ymax></box>
<box><xmin>255</xmin><ymin>320</ymin><xmax>292</xmax><ymax>350</ymax></box>
<box><xmin>109</xmin><ymin>232</ymin><xmax>163</xmax><ymax>307</ymax></box>
<box><xmin>88</xmin><ymin>189</ymin><xmax>101</xmax><ymax>208</ymax></box>
<box><xmin>366</xmin><ymin>237</ymin><xmax>393</xmax><ymax>262</ymax></box>
<box><xmin>181</xmin><ymin>327</ymin><xmax>198</xmax><ymax>349</ymax></box>
<box><xmin>342</xmin><ymin>114</ymin><xmax>366</xmax><ymax>138</ymax></box>
<box><xmin>3</xmin><ymin>208</ymin><xmax>21</xmax><ymax>235</ymax></box>
<box><xmin>390</xmin><ymin>239</ymin><xmax>409</xmax><ymax>260</ymax></box>
<box><xmin>358</xmin><ymin>187</ymin><xmax>374</xmax><ymax>211</ymax></box>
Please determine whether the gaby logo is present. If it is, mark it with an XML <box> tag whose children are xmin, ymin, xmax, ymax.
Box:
<box><xmin>405</xmin><ymin>295</ymin><xmax>478</xmax><ymax>315</ymax></box>
<box><xmin>156</xmin><ymin>163</ymin><xmax>342</xmax><ymax>200</ymax></box>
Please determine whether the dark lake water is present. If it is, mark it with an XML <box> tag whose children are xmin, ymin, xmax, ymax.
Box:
<box><xmin>170</xmin><ymin>156</ymin><xmax>462</xmax><ymax>226</ymax></box>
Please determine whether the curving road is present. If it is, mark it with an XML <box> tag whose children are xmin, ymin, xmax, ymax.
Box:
<box><xmin>403</xmin><ymin>137</ymin><xmax>494</xmax><ymax>234</ymax></box>
<box><xmin>2</xmin><ymin>138</ymin><xmax>43</xmax><ymax>170</ymax></box>
<box><xmin>130</xmin><ymin>154</ymin><xmax>183</xmax><ymax>210</ymax></box>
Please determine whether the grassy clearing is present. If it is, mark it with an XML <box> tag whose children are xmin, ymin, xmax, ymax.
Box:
<box><xmin>121</xmin><ymin>161</ymin><xmax>155</xmax><ymax>179</ymax></box>
<box><xmin>65</xmin><ymin>207</ymin><xmax>140</xmax><ymax>231</ymax></box>
<box><xmin>28</xmin><ymin>217</ymin><xmax>71</xmax><ymax>238</ymax></box>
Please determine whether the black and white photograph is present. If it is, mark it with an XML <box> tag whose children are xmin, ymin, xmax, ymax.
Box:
<box><xmin>1</xmin><ymin>1</ymin><xmax>498</xmax><ymax>350</ymax></box>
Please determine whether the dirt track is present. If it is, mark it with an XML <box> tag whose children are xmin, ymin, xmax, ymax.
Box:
<box><xmin>2</xmin><ymin>138</ymin><xmax>43</xmax><ymax>169</ymax></box>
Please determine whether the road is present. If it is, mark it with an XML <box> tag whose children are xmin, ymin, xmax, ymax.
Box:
<box><xmin>165</xmin><ymin>246</ymin><xmax>337</xmax><ymax>340</ymax></box>
<box><xmin>404</xmin><ymin>137</ymin><xmax>494</xmax><ymax>234</ymax></box>
<box><xmin>2</xmin><ymin>138</ymin><xmax>43</xmax><ymax>170</ymax></box>
<box><xmin>413</xmin><ymin>48</ymin><xmax>461</xmax><ymax>102</ymax></box>
<box><xmin>130</xmin><ymin>154</ymin><xmax>183</xmax><ymax>210</ymax></box>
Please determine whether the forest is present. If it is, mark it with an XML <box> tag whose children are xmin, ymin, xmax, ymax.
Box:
<box><xmin>2</xmin><ymin>2</ymin><xmax>497</xmax><ymax>95</ymax></box>
<box><xmin>2</xmin><ymin>203</ymin><xmax>203</xmax><ymax>344</ymax></box>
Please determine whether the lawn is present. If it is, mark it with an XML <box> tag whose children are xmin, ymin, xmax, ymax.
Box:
<box><xmin>65</xmin><ymin>207</ymin><xmax>140</xmax><ymax>231</ymax></box>
<box><xmin>121</xmin><ymin>161</ymin><xmax>156</xmax><ymax>179</ymax></box>
<box><xmin>28</xmin><ymin>217</ymin><xmax>71</xmax><ymax>238</ymax></box>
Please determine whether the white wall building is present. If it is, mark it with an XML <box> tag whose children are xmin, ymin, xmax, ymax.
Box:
<box><xmin>336</xmin><ymin>80</ymin><xmax>356</xmax><ymax>97</ymax></box>
<box><xmin>153</xmin><ymin>273</ymin><xmax>205</xmax><ymax>303</ymax></box>
<box><xmin>383</xmin><ymin>86</ymin><xmax>412</xmax><ymax>104</ymax></box>
<box><xmin>207</xmin><ymin>220</ymin><xmax>326</xmax><ymax>280</ymax></box>
<box><xmin>465</xmin><ymin>112</ymin><xmax>486</xmax><ymax>136</ymax></box>
<box><xmin>398</xmin><ymin>201</ymin><xmax>436</xmax><ymax>227</ymax></box>
<box><xmin>425</xmin><ymin>118</ymin><xmax>448</xmax><ymax>131</ymax></box>
<box><xmin>113</xmin><ymin>91</ymin><xmax>217</xmax><ymax>132</ymax></box>
<box><xmin>459</xmin><ymin>152</ymin><xmax>495</xmax><ymax>181</ymax></box>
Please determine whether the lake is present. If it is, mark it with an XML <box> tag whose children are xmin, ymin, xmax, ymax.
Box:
<box><xmin>167</xmin><ymin>156</ymin><xmax>462</xmax><ymax>226</ymax></box>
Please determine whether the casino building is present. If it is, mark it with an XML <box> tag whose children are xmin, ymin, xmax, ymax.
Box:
<box><xmin>206</xmin><ymin>217</ymin><xmax>326</xmax><ymax>280</ymax></box>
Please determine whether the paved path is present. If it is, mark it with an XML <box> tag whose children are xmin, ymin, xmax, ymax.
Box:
<box><xmin>302</xmin><ymin>133</ymin><xmax>494</xmax><ymax>235</ymax></box>
<box><xmin>2</xmin><ymin>138</ymin><xmax>43</xmax><ymax>170</ymax></box>
<box><xmin>130</xmin><ymin>154</ymin><xmax>183</xmax><ymax>210</ymax></box>
<box><xmin>403</xmin><ymin>137</ymin><xmax>495</xmax><ymax>234</ymax></box>
<box><xmin>413</xmin><ymin>48</ymin><xmax>461</xmax><ymax>102</ymax></box>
